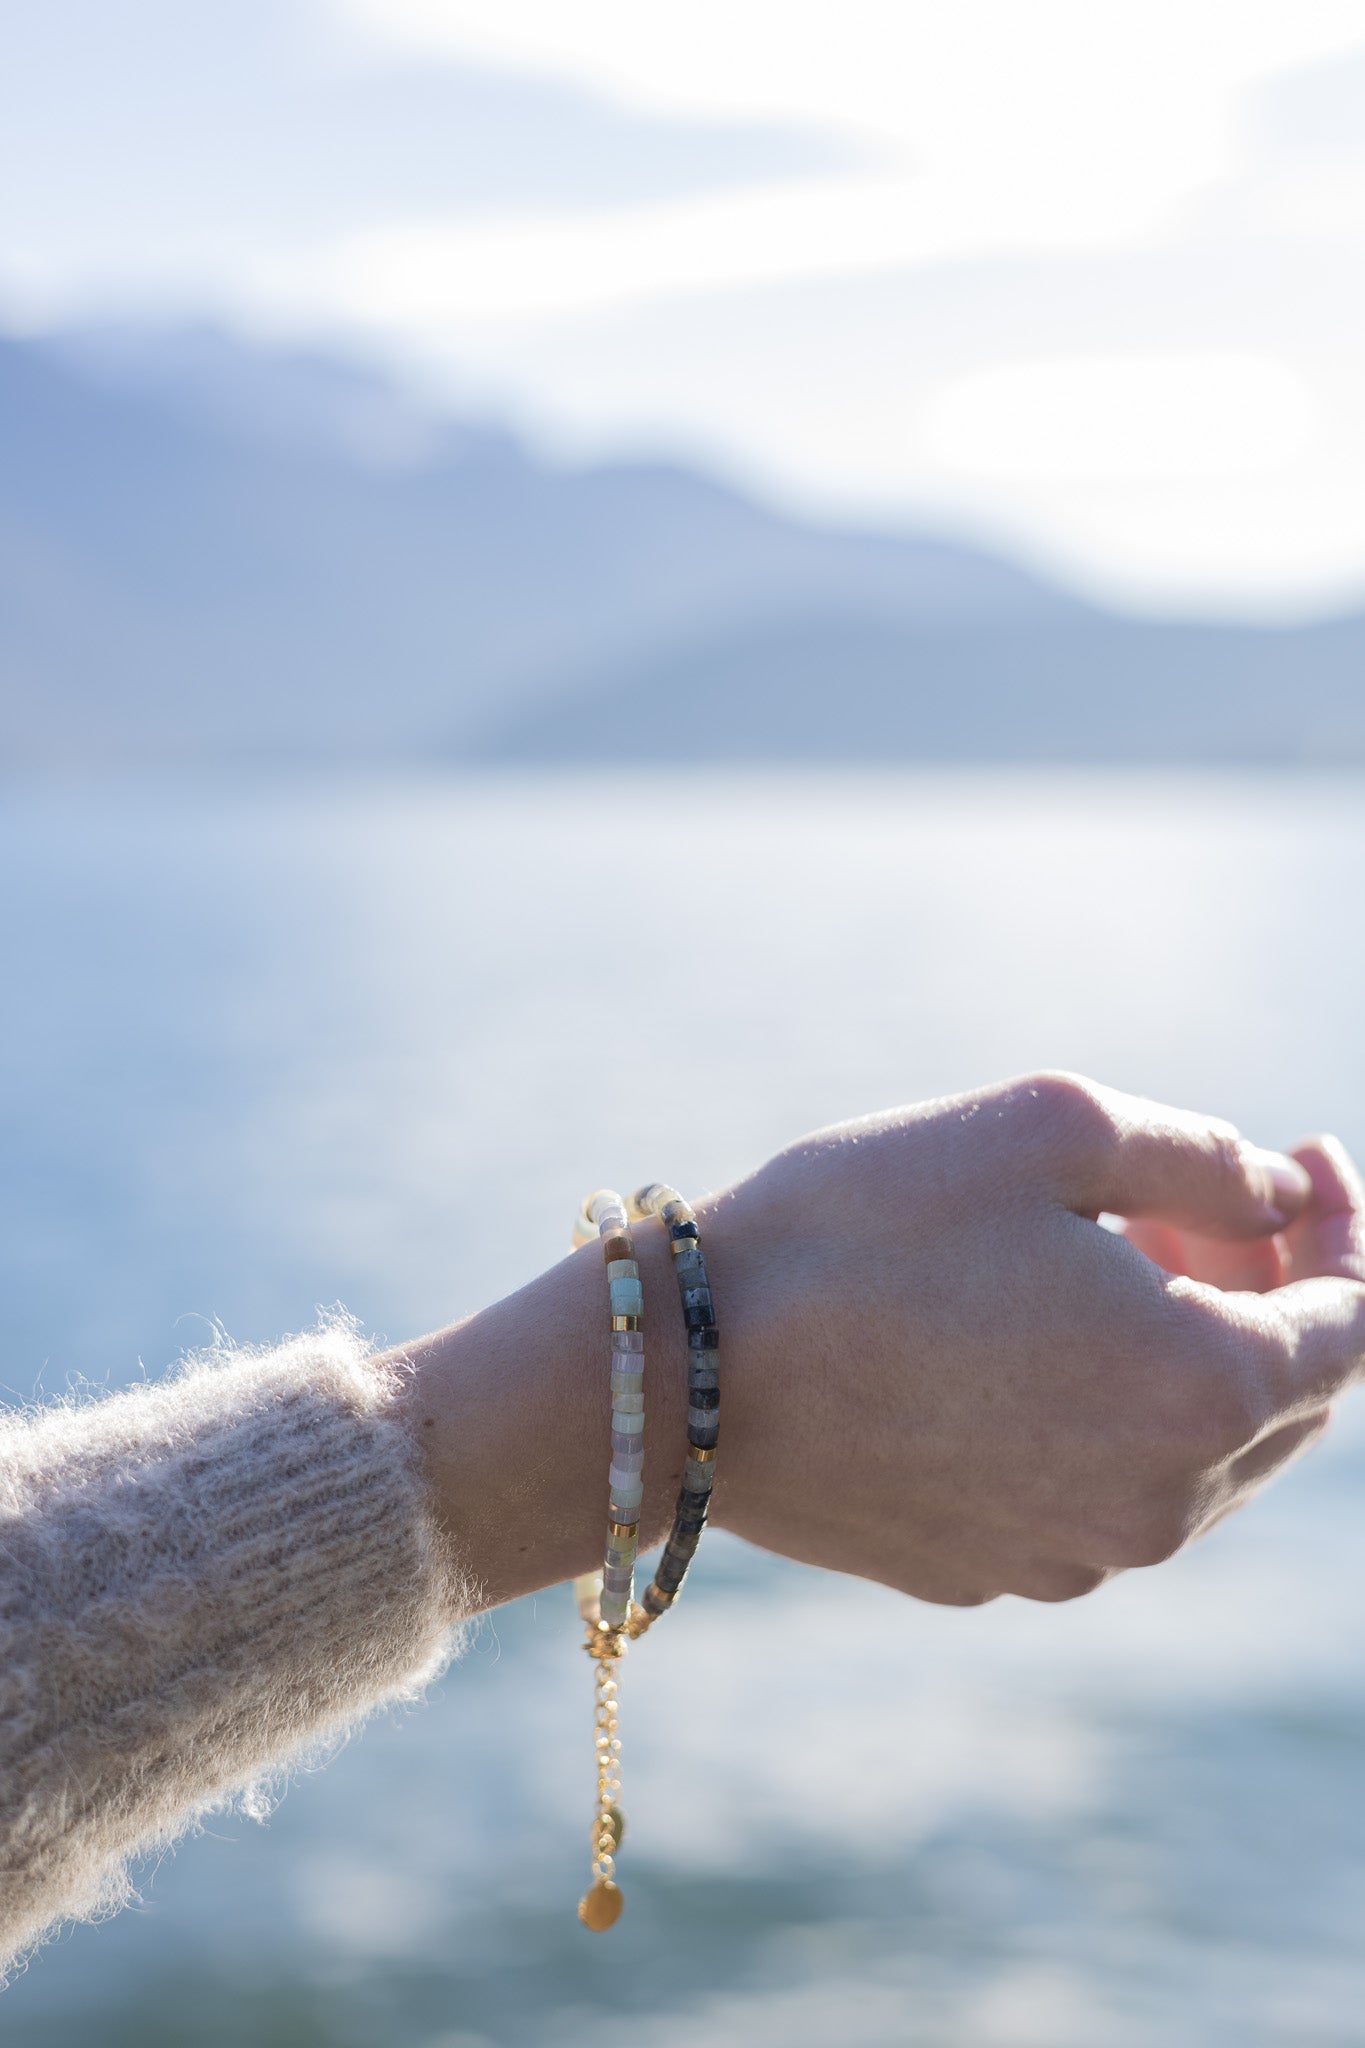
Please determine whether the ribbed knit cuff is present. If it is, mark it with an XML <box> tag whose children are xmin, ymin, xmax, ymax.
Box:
<box><xmin>0</xmin><ymin>1318</ymin><xmax>466</xmax><ymax>1972</ymax></box>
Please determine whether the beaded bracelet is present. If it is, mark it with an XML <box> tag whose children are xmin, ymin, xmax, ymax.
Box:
<box><xmin>573</xmin><ymin>1189</ymin><xmax>646</xmax><ymax>1627</ymax></box>
<box><xmin>570</xmin><ymin>1182</ymin><xmax>721</xmax><ymax>1932</ymax></box>
<box><xmin>625</xmin><ymin>1183</ymin><xmax>719</xmax><ymax>1632</ymax></box>
<box><xmin>571</xmin><ymin>1188</ymin><xmax>642</xmax><ymax>1933</ymax></box>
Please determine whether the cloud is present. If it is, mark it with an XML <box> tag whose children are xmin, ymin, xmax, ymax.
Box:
<box><xmin>5</xmin><ymin>0</ymin><xmax>1365</xmax><ymax>607</ymax></box>
<box><xmin>334</xmin><ymin>0</ymin><xmax>1365</xmax><ymax>145</ymax></box>
<box><xmin>1248</xmin><ymin>39</ymin><xmax>1365</xmax><ymax>157</ymax></box>
<box><xmin>919</xmin><ymin>354</ymin><xmax>1317</xmax><ymax>484</ymax></box>
<box><xmin>0</xmin><ymin>0</ymin><xmax>844</xmax><ymax>315</ymax></box>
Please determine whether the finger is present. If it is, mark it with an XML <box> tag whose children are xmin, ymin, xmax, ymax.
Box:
<box><xmin>1118</xmin><ymin>1216</ymin><xmax>1189</xmax><ymax>1274</ymax></box>
<box><xmin>1282</xmin><ymin>1136</ymin><xmax>1365</xmax><ymax>1283</ymax></box>
<box><xmin>1168</xmin><ymin>1232</ymin><xmax>1284</xmax><ymax>1294</ymax></box>
<box><xmin>1031</xmin><ymin>1073</ymin><xmax>1311</xmax><ymax>1238</ymax></box>
<box><xmin>1252</xmin><ymin>1275</ymin><xmax>1365</xmax><ymax>1414</ymax></box>
<box><xmin>1119</xmin><ymin>1217</ymin><xmax>1284</xmax><ymax>1292</ymax></box>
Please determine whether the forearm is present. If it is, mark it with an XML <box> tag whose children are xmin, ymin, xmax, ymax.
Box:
<box><xmin>0</xmin><ymin>1322</ymin><xmax>463</xmax><ymax>1973</ymax></box>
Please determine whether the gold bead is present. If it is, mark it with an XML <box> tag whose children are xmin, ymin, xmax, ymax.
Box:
<box><xmin>578</xmin><ymin>1879</ymin><xmax>624</xmax><ymax>1931</ymax></box>
<box><xmin>689</xmin><ymin>1446</ymin><xmax>718</xmax><ymax>1463</ymax></box>
<box><xmin>611</xmin><ymin>1315</ymin><xmax>640</xmax><ymax>1332</ymax></box>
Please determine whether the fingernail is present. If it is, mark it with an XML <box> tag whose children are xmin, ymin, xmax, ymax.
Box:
<box><xmin>1243</xmin><ymin>1145</ymin><xmax>1313</xmax><ymax>1225</ymax></box>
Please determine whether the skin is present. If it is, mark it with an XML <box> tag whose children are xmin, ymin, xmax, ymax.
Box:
<box><xmin>391</xmin><ymin>1072</ymin><xmax>1365</xmax><ymax>1616</ymax></box>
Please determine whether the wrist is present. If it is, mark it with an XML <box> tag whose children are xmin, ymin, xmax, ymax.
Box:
<box><xmin>391</xmin><ymin>1219</ymin><xmax>691</xmax><ymax>1612</ymax></box>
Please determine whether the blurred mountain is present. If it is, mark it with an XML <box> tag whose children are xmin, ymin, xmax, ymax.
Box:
<box><xmin>1</xmin><ymin>324</ymin><xmax>1362</xmax><ymax>771</ymax></box>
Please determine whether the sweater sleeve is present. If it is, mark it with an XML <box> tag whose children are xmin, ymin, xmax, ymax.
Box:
<box><xmin>0</xmin><ymin>1318</ymin><xmax>467</xmax><ymax>1975</ymax></box>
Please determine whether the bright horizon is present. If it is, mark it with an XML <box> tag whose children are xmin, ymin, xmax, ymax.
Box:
<box><xmin>5</xmin><ymin>0</ymin><xmax>1365</xmax><ymax>615</ymax></box>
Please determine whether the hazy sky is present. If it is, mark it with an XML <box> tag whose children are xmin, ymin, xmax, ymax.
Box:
<box><xmin>5</xmin><ymin>0</ymin><xmax>1365</xmax><ymax>612</ymax></box>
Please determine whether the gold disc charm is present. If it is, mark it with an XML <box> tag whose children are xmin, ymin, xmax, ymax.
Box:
<box><xmin>577</xmin><ymin>1879</ymin><xmax>624</xmax><ymax>1932</ymax></box>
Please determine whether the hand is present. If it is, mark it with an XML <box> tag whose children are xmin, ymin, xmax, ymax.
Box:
<box><xmin>701</xmin><ymin>1073</ymin><xmax>1365</xmax><ymax>1605</ymax></box>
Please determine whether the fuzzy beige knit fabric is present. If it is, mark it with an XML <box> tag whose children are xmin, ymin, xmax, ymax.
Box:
<box><xmin>0</xmin><ymin>1320</ymin><xmax>466</xmax><ymax>1975</ymax></box>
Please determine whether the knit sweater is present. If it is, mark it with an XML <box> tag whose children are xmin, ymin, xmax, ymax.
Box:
<box><xmin>0</xmin><ymin>1320</ymin><xmax>465</xmax><ymax>1976</ymax></box>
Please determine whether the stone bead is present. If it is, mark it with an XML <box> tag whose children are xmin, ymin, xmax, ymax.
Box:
<box><xmin>588</xmin><ymin>1193</ymin><xmax>627</xmax><ymax>1232</ymax></box>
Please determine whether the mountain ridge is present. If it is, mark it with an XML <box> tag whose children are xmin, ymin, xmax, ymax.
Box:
<box><xmin>1</xmin><ymin>324</ymin><xmax>1360</xmax><ymax>771</ymax></box>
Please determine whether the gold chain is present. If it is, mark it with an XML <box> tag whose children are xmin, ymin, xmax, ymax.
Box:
<box><xmin>578</xmin><ymin>1627</ymin><xmax>627</xmax><ymax>1930</ymax></box>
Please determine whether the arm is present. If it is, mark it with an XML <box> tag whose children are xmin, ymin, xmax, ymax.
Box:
<box><xmin>0</xmin><ymin>1322</ymin><xmax>465</xmax><ymax>1973</ymax></box>
<box><xmin>5</xmin><ymin>1073</ymin><xmax>1364</xmax><ymax>1972</ymax></box>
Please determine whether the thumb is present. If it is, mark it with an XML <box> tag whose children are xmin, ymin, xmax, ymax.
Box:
<box><xmin>1039</xmin><ymin>1077</ymin><xmax>1312</xmax><ymax>1239</ymax></box>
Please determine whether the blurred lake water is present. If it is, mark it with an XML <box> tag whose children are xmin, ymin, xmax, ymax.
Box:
<box><xmin>3</xmin><ymin>769</ymin><xmax>1365</xmax><ymax>2048</ymax></box>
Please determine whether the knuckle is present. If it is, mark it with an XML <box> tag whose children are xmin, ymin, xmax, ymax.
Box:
<box><xmin>1015</xmin><ymin>1563</ymin><xmax>1109</xmax><ymax>1604</ymax></box>
<box><xmin>1021</xmin><ymin>1070</ymin><xmax>1118</xmax><ymax>1157</ymax></box>
<box><xmin>1121</xmin><ymin>1512</ymin><xmax>1189</xmax><ymax>1569</ymax></box>
<box><xmin>1095</xmin><ymin>1490</ymin><xmax>1193</xmax><ymax>1568</ymax></box>
<box><xmin>900</xmin><ymin>1559</ymin><xmax>1000</xmax><ymax>1607</ymax></box>
<box><xmin>1203</xmin><ymin>1125</ymin><xmax>1249</xmax><ymax>1189</ymax></box>
<box><xmin>910</xmin><ymin>1580</ymin><xmax>999</xmax><ymax>1608</ymax></box>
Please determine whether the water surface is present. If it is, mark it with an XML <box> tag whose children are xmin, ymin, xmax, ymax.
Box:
<box><xmin>3</xmin><ymin>770</ymin><xmax>1364</xmax><ymax>2047</ymax></box>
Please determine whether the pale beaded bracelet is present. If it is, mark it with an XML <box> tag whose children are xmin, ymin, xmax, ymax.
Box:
<box><xmin>574</xmin><ymin>1188</ymin><xmax>645</xmax><ymax>1627</ymax></box>
<box><xmin>570</xmin><ymin>1181</ymin><xmax>721</xmax><ymax>1932</ymax></box>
